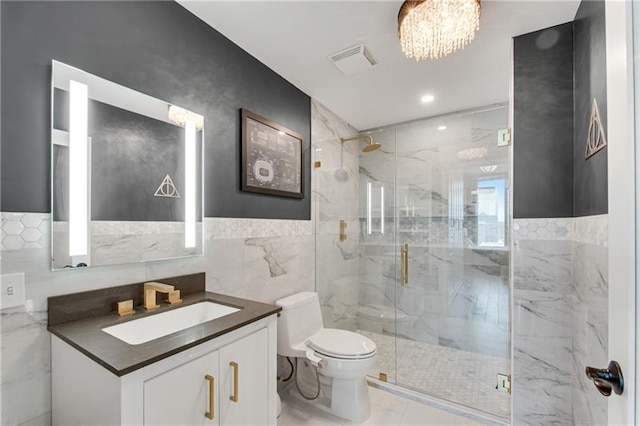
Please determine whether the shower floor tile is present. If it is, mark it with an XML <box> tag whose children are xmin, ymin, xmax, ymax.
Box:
<box><xmin>359</xmin><ymin>330</ymin><xmax>511</xmax><ymax>420</ymax></box>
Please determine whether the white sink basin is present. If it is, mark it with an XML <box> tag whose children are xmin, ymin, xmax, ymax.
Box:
<box><xmin>103</xmin><ymin>301</ymin><xmax>241</xmax><ymax>345</ymax></box>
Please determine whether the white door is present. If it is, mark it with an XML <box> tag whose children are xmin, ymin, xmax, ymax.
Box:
<box><xmin>606</xmin><ymin>1</ymin><xmax>636</xmax><ymax>425</ymax></box>
<box><xmin>144</xmin><ymin>350</ymin><xmax>220</xmax><ymax>426</ymax></box>
<box><xmin>218</xmin><ymin>328</ymin><xmax>269</xmax><ymax>425</ymax></box>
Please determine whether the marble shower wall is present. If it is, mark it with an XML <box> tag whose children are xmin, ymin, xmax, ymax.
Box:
<box><xmin>512</xmin><ymin>215</ymin><xmax>608</xmax><ymax>426</ymax></box>
<box><xmin>311</xmin><ymin>99</ymin><xmax>361</xmax><ymax>330</ymax></box>
<box><xmin>0</xmin><ymin>214</ymin><xmax>313</xmax><ymax>426</ymax></box>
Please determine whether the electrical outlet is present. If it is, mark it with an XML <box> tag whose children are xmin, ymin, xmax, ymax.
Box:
<box><xmin>1</xmin><ymin>273</ymin><xmax>25</xmax><ymax>309</ymax></box>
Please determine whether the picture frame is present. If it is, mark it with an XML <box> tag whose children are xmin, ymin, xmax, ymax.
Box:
<box><xmin>241</xmin><ymin>109</ymin><xmax>304</xmax><ymax>198</ymax></box>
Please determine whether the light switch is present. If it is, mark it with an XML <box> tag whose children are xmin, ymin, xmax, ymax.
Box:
<box><xmin>1</xmin><ymin>273</ymin><xmax>25</xmax><ymax>309</ymax></box>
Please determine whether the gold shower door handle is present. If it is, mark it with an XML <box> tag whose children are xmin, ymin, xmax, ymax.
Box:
<box><xmin>205</xmin><ymin>374</ymin><xmax>215</xmax><ymax>420</ymax></box>
<box><xmin>230</xmin><ymin>361</ymin><xmax>239</xmax><ymax>402</ymax></box>
<box><xmin>400</xmin><ymin>244</ymin><xmax>409</xmax><ymax>285</ymax></box>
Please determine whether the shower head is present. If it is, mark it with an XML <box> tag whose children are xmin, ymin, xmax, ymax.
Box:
<box><xmin>339</xmin><ymin>134</ymin><xmax>382</xmax><ymax>153</ymax></box>
<box><xmin>362</xmin><ymin>141</ymin><xmax>382</xmax><ymax>152</ymax></box>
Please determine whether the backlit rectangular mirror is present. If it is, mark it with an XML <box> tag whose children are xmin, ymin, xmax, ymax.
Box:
<box><xmin>51</xmin><ymin>61</ymin><xmax>203</xmax><ymax>270</ymax></box>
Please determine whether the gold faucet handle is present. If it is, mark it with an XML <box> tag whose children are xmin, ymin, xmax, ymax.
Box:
<box><xmin>168</xmin><ymin>290</ymin><xmax>182</xmax><ymax>304</ymax></box>
<box><xmin>117</xmin><ymin>300</ymin><xmax>134</xmax><ymax>316</ymax></box>
<box><xmin>144</xmin><ymin>281</ymin><xmax>175</xmax><ymax>293</ymax></box>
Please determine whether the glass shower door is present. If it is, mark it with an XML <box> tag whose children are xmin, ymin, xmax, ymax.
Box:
<box><xmin>392</xmin><ymin>106</ymin><xmax>511</xmax><ymax>418</ymax></box>
<box><xmin>356</xmin><ymin>126</ymin><xmax>398</xmax><ymax>384</ymax></box>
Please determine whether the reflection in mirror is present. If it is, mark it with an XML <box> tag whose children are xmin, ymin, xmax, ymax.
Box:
<box><xmin>51</xmin><ymin>61</ymin><xmax>203</xmax><ymax>270</ymax></box>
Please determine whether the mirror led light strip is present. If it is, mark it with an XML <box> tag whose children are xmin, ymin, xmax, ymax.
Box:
<box><xmin>185</xmin><ymin>121</ymin><xmax>196</xmax><ymax>248</ymax></box>
<box><xmin>380</xmin><ymin>186</ymin><xmax>384</xmax><ymax>234</ymax></box>
<box><xmin>367</xmin><ymin>181</ymin><xmax>372</xmax><ymax>235</ymax></box>
<box><xmin>69</xmin><ymin>80</ymin><xmax>89</xmax><ymax>256</ymax></box>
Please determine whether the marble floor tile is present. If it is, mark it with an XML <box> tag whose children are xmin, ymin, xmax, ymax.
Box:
<box><xmin>279</xmin><ymin>386</ymin><xmax>502</xmax><ymax>426</ymax></box>
<box><xmin>400</xmin><ymin>403</ymin><xmax>459</xmax><ymax>425</ymax></box>
<box><xmin>361</xmin><ymin>409</ymin><xmax>404</xmax><ymax>426</ymax></box>
<box><xmin>279</xmin><ymin>388</ymin><xmax>344</xmax><ymax>425</ymax></box>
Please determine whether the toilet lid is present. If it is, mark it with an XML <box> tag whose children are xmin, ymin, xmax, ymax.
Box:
<box><xmin>307</xmin><ymin>329</ymin><xmax>376</xmax><ymax>359</ymax></box>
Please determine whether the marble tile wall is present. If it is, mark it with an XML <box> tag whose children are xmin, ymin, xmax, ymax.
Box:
<box><xmin>0</xmin><ymin>214</ymin><xmax>314</xmax><ymax>426</ymax></box>
<box><xmin>570</xmin><ymin>215</ymin><xmax>608</xmax><ymax>426</ymax></box>
<box><xmin>512</xmin><ymin>215</ymin><xmax>608</xmax><ymax>426</ymax></box>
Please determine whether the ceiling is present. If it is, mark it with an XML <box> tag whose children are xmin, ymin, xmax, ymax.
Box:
<box><xmin>179</xmin><ymin>0</ymin><xmax>580</xmax><ymax>131</ymax></box>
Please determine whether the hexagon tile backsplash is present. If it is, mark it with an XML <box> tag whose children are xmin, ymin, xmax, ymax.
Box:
<box><xmin>1</xmin><ymin>213</ymin><xmax>313</xmax><ymax>252</ymax></box>
<box><xmin>1</xmin><ymin>213</ymin><xmax>50</xmax><ymax>251</ymax></box>
<box><xmin>512</xmin><ymin>215</ymin><xmax>607</xmax><ymax>246</ymax></box>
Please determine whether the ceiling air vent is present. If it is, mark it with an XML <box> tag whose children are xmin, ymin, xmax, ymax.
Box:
<box><xmin>329</xmin><ymin>44</ymin><xmax>378</xmax><ymax>76</ymax></box>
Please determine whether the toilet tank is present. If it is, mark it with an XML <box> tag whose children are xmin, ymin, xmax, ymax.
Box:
<box><xmin>275</xmin><ymin>292</ymin><xmax>324</xmax><ymax>357</ymax></box>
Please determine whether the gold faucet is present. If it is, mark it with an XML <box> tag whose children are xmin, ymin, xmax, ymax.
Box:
<box><xmin>143</xmin><ymin>282</ymin><xmax>182</xmax><ymax>310</ymax></box>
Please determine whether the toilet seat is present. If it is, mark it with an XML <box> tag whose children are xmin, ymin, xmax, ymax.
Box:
<box><xmin>306</xmin><ymin>329</ymin><xmax>376</xmax><ymax>360</ymax></box>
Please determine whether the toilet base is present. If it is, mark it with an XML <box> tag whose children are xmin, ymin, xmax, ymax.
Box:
<box><xmin>331</xmin><ymin>376</ymin><xmax>371</xmax><ymax>422</ymax></box>
<box><xmin>288</xmin><ymin>362</ymin><xmax>371</xmax><ymax>423</ymax></box>
<box><xmin>286</xmin><ymin>380</ymin><xmax>371</xmax><ymax>423</ymax></box>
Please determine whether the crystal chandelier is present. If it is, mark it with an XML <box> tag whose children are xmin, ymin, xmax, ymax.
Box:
<box><xmin>398</xmin><ymin>0</ymin><xmax>481</xmax><ymax>61</ymax></box>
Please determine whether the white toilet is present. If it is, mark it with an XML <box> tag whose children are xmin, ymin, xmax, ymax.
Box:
<box><xmin>276</xmin><ymin>292</ymin><xmax>377</xmax><ymax>422</ymax></box>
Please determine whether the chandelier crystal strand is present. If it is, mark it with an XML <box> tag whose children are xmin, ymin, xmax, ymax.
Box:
<box><xmin>399</xmin><ymin>0</ymin><xmax>481</xmax><ymax>61</ymax></box>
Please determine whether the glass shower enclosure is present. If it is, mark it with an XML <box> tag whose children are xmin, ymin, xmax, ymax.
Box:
<box><xmin>315</xmin><ymin>104</ymin><xmax>511</xmax><ymax>419</ymax></box>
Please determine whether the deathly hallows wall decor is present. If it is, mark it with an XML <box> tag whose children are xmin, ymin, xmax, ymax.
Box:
<box><xmin>585</xmin><ymin>98</ymin><xmax>607</xmax><ymax>160</ymax></box>
<box><xmin>154</xmin><ymin>174</ymin><xmax>180</xmax><ymax>198</ymax></box>
<box><xmin>241</xmin><ymin>109</ymin><xmax>304</xmax><ymax>198</ymax></box>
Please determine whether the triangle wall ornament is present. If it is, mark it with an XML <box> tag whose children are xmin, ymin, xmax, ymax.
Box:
<box><xmin>585</xmin><ymin>98</ymin><xmax>607</xmax><ymax>160</ymax></box>
<box><xmin>154</xmin><ymin>174</ymin><xmax>181</xmax><ymax>198</ymax></box>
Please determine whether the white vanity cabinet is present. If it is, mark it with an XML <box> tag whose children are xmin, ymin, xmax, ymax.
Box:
<box><xmin>144</xmin><ymin>328</ymin><xmax>269</xmax><ymax>425</ymax></box>
<box><xmin>52</xmin><ymin>315</ymin><xmax>276</xmax><ymax>426</ymax></box>
<box><xmin>144</xmin><ymin>349</ymin><xmax>220</xmax><ymax>426</ymax></box>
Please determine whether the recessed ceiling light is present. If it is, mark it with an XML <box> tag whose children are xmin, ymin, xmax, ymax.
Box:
<box><xmin>437</xmin><ymin>125</ymin><xmax>447</xmax><ymax>130</ymax></box>
<box><xmin>420</xmin><ymin>94</ymin><xmax>435</xmax><ymax>104</ymax></box>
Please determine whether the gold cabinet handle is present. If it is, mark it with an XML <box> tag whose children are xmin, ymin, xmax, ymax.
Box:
<box><xmin>205</xmin><ymin>374</ymin><xmax>215</xmax><ymax>420</ymax></box>
<box><xmin>400</xmin><ymin>244</ymin><xmax>409</xmax><ymax>286</ymax></box>
<box><xmin>230</xmin><ymin>361</ymin><xmax>239</xmax><ymax>402</ymax></box>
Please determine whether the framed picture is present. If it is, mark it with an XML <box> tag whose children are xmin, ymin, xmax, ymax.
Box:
<box><xmin>241</xmin><ymin>109</ymin><xmax>304</xmax><ymax>198</ymax></box>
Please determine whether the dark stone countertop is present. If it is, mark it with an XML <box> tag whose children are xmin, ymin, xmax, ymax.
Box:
<box><xmin>48</xmin><ymin>291</ymin><xmax>281</xmax><ymax>377</ymax></box>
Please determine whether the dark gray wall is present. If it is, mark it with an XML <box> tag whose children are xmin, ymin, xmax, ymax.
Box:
<box><xmin>513</xmin><ymin>23</ymin><xmax>575</xmax><ymax>218</ymax></box>
<box><xmin>574</xmin><ymin>0</ymin><xmax>608</xmax><ymax>216</ymax></box>
<box><xmin>1</xmin><ymin>1</ymin><xmax>311</xmax><ymax>219</ymax></box>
